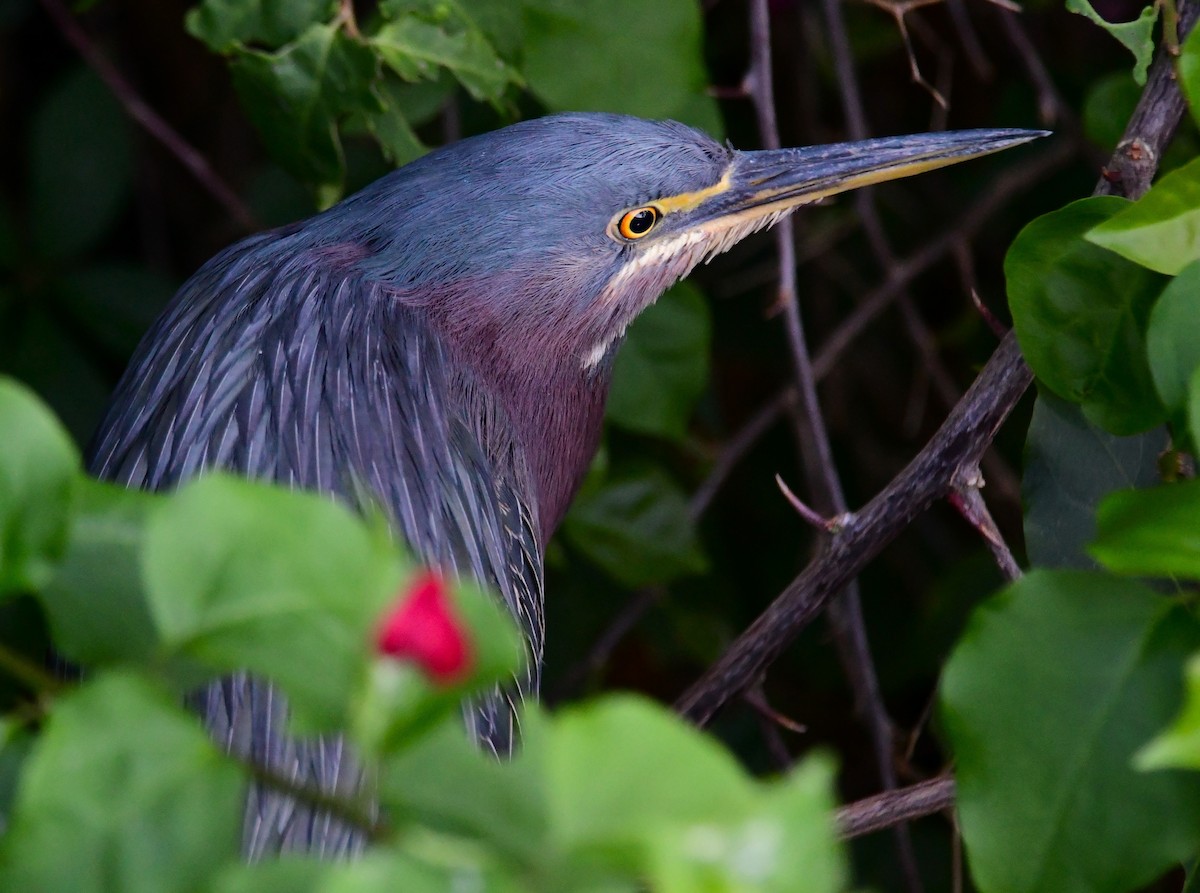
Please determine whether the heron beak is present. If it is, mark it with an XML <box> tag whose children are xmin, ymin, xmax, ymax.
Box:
<box><xmin>695</xmin><ymin>129</ymin><xmax>1048</xmax><ymax>226</ymax></box>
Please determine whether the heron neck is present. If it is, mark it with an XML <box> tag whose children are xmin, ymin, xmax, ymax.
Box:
<box><xmin>403</xmin><ymin>284</ymin><xmax>612</xmax><ymax>543</ymax></box>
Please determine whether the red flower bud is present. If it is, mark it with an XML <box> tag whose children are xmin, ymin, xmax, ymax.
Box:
<box><xmin>376</xmin><ymin>572</ymin><xmax>472</xmax><ymax>684</ymax></box>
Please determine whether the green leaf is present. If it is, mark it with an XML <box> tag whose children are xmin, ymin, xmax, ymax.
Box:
<box><xmin>230</xmin><ymin>23</ymin><xmax>382</xmax><ymax>205</ymax></box>
<box><xmin>39</xmin><ymin>478</ymin><xmax>159</xmax><ymax>667</ymax></box>
<box><xmin>0</xmin><ymin>377</ymin><xmax>79</xmax><ymax>598</ymax></box>
<box><xmin>1191</xmin><ymin>364</ymin><xmax>1200</xmax><ymax>450</ymax></box>
<box><xmin>1092</xmin><ymin>479</ymin><xmax>1200</xmax><ymax>579</ymax></box>
<box><xmin>185</xmin><ymin>0</ymin><xmax>338</xmax><ymax>53</ymax></box>
<box><xmin>547</xmin><ymin>695</ymin><xmax>755</xmax><ymax>855</ymax></box>
<box><xmin>1022</xmin><ymin>389</ymin><xmax>1163</xmax><ymax>570</ymax></box>
<box><xmin>1145</xmin><ymin>261</ymin><xmax>1200</xmax><ymax>433</ymax></box>
<box><xmin>1179</xmin><ymin>21</ymin><xmax>1200</xmax><ymax>132</ymax></box>
<box><xmin>377</xmin><ymin>712</ymin><xmax>547</xmax><ymax>864</ymax></box>
<box><xmin>521</xmin><ymin>0</ymin><xmax>721</xmax><ymax>134</ymax></box>
<box><xmin>941</xmin><ymin>570</ymin><xmax>1200</xmax><ymax>893</ymax></box>
<box><xmin>1006</xmin><ymin>196</ymin><xmax>1167</xmax><ymax>434</ymax></box>
<box><xmin>142</xmin><ymin>474</ymin><xmax>404</xmax><ymax>730</ymax></box>
<box><xmin>215</xmin><ymin>852</ymin><xmax>525</xmax><ymax>893</ymax></box>
<box><xmin>1138</xmin><ymin>652</ymin><xmax>1200</xmax><ymax>770</ymax></box>
<box><xmin>29</xmin><ymin>65</ymin><xmax>132</xmax><ymax>259</ymax></box>
<box><xmin>1087</xmin><ymin>158</ymin><xmax>1200</xmax><ymax>275</ymax></box>
<box><xmin>647</xmin><ymin>754</ymin><xmax>846</xmax><ymax>893</ymax></box>
<box><xmin>607</xmin><ymin>283</ymin><xmax>710</xmax><ymax>441</ymax></box>
<box><xmin>0</xmin><ymin>672</ymin><xmax>244</xmax><ymax>893</ymax></box>
<box><xmin>0</xmin><ymin>719</ymin><xmax>32</xmax><ymax>832</ymax></box>
<box><xmin>1066</xmin><ymin>0</ymin><xmax>1158</xmax><ymax>85</ymax></box>
<box><xmin>563</xmin><ymin>467</ymin><xmax>706</xmax><ymax>588</ymax></box>
<box><xmin>363</xmin><ymin>81</ymin><xmax>427</xmax><ymax>167</ymax></box>
<box><xmin>373</xmin><ymin>1</ymin><xmax>521</xmax><ymax>102</ymax></box>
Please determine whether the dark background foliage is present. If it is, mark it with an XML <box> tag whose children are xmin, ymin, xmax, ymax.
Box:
<box><xmin>0</xmin><ymin>0</ymin><xmax>1168</xmax><ymax>887</ymax></box>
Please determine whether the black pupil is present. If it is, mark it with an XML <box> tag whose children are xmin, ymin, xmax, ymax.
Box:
<box><xmin>628</xmin><ymin>209</ymin><xmax>656</xmax><ymax>234</ymax></box>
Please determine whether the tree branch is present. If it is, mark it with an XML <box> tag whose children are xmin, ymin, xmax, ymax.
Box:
<box><xmin>837</xmin><ymin>776</ymin><xmax>956</xmax><ymax>840</ymax></box>
<box><xmin>678</xmin><ymin>0</ymin><xmax>1199</xmax><ymax>729</ymax></box>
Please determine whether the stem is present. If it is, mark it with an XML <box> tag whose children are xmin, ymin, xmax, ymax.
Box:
<box><xmin>0</xmin><ymin>641</ymin><xmax>63</xmax><ymax>695</ymax></box>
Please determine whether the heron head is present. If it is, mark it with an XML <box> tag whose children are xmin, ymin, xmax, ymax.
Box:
<box><xmin>337</xmin><ymin>113</ymin><xmax>1042</xmax><ymax>372</ymax></box>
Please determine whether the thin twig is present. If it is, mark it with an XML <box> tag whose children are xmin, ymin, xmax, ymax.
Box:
<box><xmin>836</xmin><ymin>776</ymin><xmax>956</xmax><ymax>839</ymax></box>
<box><xmin>38</xmin><ymin>0</ymin><xmax>258</xmax><ymax>232</ymax></box>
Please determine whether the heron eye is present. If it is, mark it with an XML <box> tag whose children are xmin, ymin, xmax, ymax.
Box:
<box><xmin>617</xmin><ymin>206</ymin><xmax>660</xmax><ymax>240</ymax></box>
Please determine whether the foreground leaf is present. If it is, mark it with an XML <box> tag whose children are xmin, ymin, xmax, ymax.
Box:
<box><xmin>1092</xmin><ymin>479</ymin><xmax>1200</xmax><ymax>580</ymax></box>
<box><xmin>215</xmin><ymin>852</ymin><xmax>526</xmax><ymax>893</ymax></box>
<box><xmin>1006</xmin><ymin>197</ymin><xmax>1166</xmax><ymax>434</ymax></box>
<box><xmin>143</xmin><ymin>474</ymin><xmax>404</xmax><ymax>730</ymax></box>
<box><xmin>1138</xmin><ymin>653</ymin><xmax>1200</xmax><ymax>771</ymax></box>
<box><xmin>941</xmin><ymin>570</ymin><xmax>1200</xmax><ymax>893</ymax></box>
<box><xmin>1087</xmin><ymin>158</ymin><xmax>1200</xmax><ymax>275</ymax></box>
<box><xmin>1145</xmin><ymin>261</ymin><xmax>1200</xmax><ymax>435</ymax></box>
<box><xmin>38</xmin><ymin>479</ymin><xmax>159</xmax><ymax>666</ymax></box>
<box><xmin>0</xmin><ymin>377</ymin><xmax>78</xmax><ymax>598</ymax></box>
<box><xmin>0</xmin><ymin>672</ymin><xmax>244</xmax><ymax>893</ymax></box>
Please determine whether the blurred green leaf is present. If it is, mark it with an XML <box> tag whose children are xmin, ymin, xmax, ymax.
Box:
<box><xmin>0</xmin><ymin>718</ymin><xmax>32</xmax><ymax>832</ymax></box>
<box><xmin>142</xmin><ymin>474</ymin><xmax>404</xmax><ymax>730</ymax></box>
<box><xmin>607</xmin><ymin>283</ymin><xmax>710</xmax><ymax>441</ymax></box>
<box><xmin>1087</xmin><ymin>158</ymin><xmax>1200</xmax><ymax>275</ymax></box>
<box><xmin>647</xmin><ymin>755</ymin><xmax>846</xmax><ymax>893</ymax></box>
<box><xmin>374</xmin><ymin>0</ymin><xmax>521</xmax><ymax>102</ymax></box>
<box><xmin>0</xmin><ymin>672</ymin><xmax>244</xmax><ymax>893</ymax></box>
<box><xmin>29</xmin><ymin>65</ymin><xmax>132</xmax><ymax>260</ymax></box>
<box><xmin>39</xmin><ymin>478</ymin><xmax>159</xmax><ymax>667</ymax></box>
<box><xmin>1006</xmin><ymin>196</ymin><xmax>1166</xmax><ymax>434</ymax></box>
<box><xmin>230</xmin><ymin>23</ymin><xmax>382</xmax><ymax>205</ymax></box>
<box><xmin>0</xmin><ymin>377</ymin><xmax>79</xmax><ymax>598</ymax></box>
<box><xmin>941</xmin><ymin>570</ymin><xmax>1200</xmax><ymax>893</ymax></box>
<box><xmin>547</xmin><ymin>695</ymin><xmax>755</xmax><ymax>855</ymax></box>
<box><xmin>521</xmin><ymin>0</ymin><xmax>721</xmax><ymax>134</ymax></box>
<box><xmin>563</xmin><ymin>467</ymin><xmax>706</xmax><ymax>588</ymax></box>
<box><xmin>377</xmin><ymin>712</ymin><xmax>547</xmax><ymax>864</ymax></box>
<box><xmin>1191</xmin><ymin>365</ymin><xmax>1200</xmax><ymax>451</ymax></box>
<box><xmin>185</xmin><ymin>0</ymin><xmax>338</xmax><ymax>52</ymax></box>
<box><xmin>1179</xmin><ymin>22</ymin><xmax>1200</xmax><ymax>132</ymax></box>
<box><xmin>1092</xmin><ymin>479</ymin><xmax>1200</xmax><ymax>579</ymax></box>
<box><xmin>1082</xmin><ymin>72</ymin><xmax>1141</xmax><ymax>152</ymax></box>
<box><xmin>1022</xmin><ymin>389</ymin><xmax>1163</xmax><ymax>570</ymax></box>
<box><xmin>1145</xmin><ymin>261</ymin><xmax>1200</xmax><ymax>433</ymax></box>
<box><xmin>215</xmin><ymin>852</ymin><xmax>525</xmax><ymax>893</ymax></box>
<box><xmin>1065</xmin><ymin>0</ymin><xmax>1157</xmax><ymax>85</ymax></box>
<box><xmin>1138</xmin><ymin>652</ymin><xmax>1200</xmax><ymax>771</ymax></box>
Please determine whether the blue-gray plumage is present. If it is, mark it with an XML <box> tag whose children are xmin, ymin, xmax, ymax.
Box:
<box><xmin>86</xmin><ymin>112</ymin><xmax>1043</xmax><ymax>857</ymax></box>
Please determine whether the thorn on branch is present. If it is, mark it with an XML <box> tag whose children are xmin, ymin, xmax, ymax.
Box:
<box><xmin>775</xmin><ymin>473</ymin><xmax>847</xmax><ymax>532</ymax></box>
<box><xmin>744</xmin><ymin>685</ymin><xmax>808</xmax><ymax>735</ymax></box>
<box><xmin>948</xmin><ymin>466</ymin><xmax>1022</xmax><ymax>581</ymax></box>
<box><xmin>970</xmin><ymin>289</ymin><xmax>1009</xmax><ymax>339</ymax></box>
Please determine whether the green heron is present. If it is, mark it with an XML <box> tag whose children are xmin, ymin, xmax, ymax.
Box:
<box><xmin>86</xmin><ymin>112</ymin><xmax>1040</xmax><ymax>856</ymax></box>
